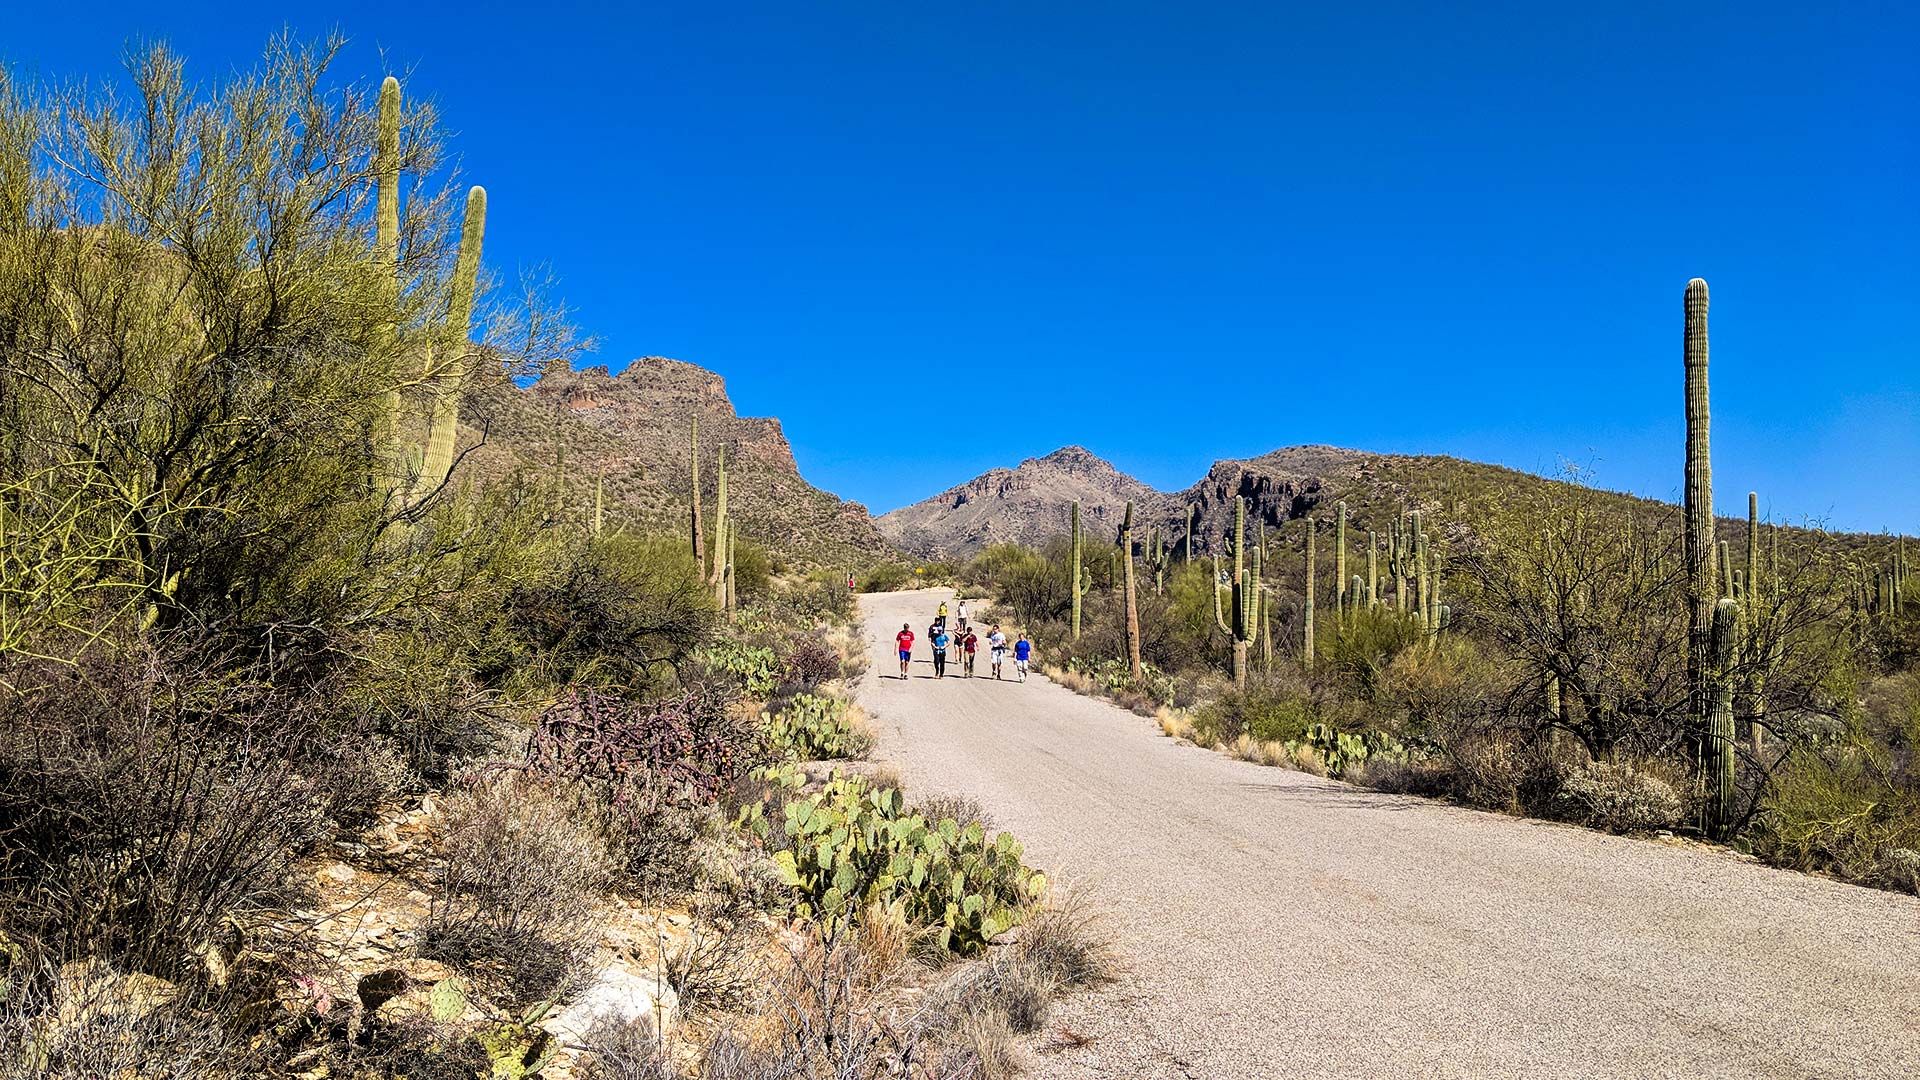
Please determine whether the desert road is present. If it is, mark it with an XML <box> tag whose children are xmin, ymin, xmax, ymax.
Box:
<box><xmin>855</xmin><ymin>588</ymin><xmax>1920</xmax><ymax>1079</ymax></box>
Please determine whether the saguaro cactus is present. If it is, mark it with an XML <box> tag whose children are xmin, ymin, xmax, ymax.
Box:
<box><xmin>1705</xmin><ymin>597</ymin><xmax>1739</xmax><ymax>840</ymax></box>
<box><xmin>711</xmin><ymin>446</ymin><xmax>730</xmax><ymax>607</ymax></box>
<box><xmin>1684</xmin><ymin>278</ymin><xmax>1716</xmax><ymax>757</ymax></box>
<box><xmin>1303</xmin><ymin>521</ymin><xmax>1317</xmax><ymax>667</ymax></box>
<box><xmin>373</xmin><ymin>76</ymin><xmax>406</xmax><ymax>490</ymax></box>
<box><xmin>1335</xmin><ymin>501</ymin><xmax>1349</xmax><ymax>622</ymax></box>
<box><xmin>690</xmin><ymin>417</ymin><xmax>705</xmax><ymax>578</ymax></box>
<box><xmin>1368</xmin><ymin>530</ymin><xmax>1379</xmax><ymax>607</ymax></box>
<box><xmin>417</xmin><ymin>185</ymin><xmax>487</xmax><ymax>498</ymax></box>
<box><xmin>1412</xmin><ymin>511</ymin><xmax>1430</xmax><ymax>630</ymax></box>
<box><xmin>1070</xmin><ymin>502</ymin><xmax>1087</xmax><ymax>639</ymax></box>
<box><xmin>1184</xmin><ymin>503</ymin><xmax>1196</xmax><ymax>565</ymax></box>
<box><xmin>1211</xmin><ymin>498</ymin><xmax>1262</xmax><ymax>688</ymax></box>
<box><xmin>1121</xmin><ymin>502</ymin><xmax>1143</xmax><ymax>681</ymax></box>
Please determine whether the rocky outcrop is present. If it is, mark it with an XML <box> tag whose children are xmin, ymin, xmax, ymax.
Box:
<box><xmin>875</xmin><ymin>446</ymin><xmax>1158</xmax><ymax>557</ymax></box>
<box><xmin>462</xmin><ymin>357</ymin><xmax>893</xmax><ymax>567</ymax></box>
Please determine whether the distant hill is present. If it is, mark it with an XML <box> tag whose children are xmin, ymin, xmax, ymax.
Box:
<box><xmin>875</xmin><ymin>446</ymin><xmax>1158</xmax><ymax>558</ymax></box>
<box><xmin>460</xmin><ymin>358</ymin><xmax>894</xmax><ymax>569</ymax></box>
<box><xmin>878</xmin><ymin>443</ymin><xmax>1897</xmax><ymax>561</ymax></box>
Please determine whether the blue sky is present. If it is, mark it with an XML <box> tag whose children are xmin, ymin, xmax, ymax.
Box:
<box><xmin>8</xmin><ymin>2</ymin><xmax>1916</xmax><ymax>532</ymax></box>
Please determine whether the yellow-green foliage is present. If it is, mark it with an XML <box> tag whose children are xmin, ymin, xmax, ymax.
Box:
<box><xmin>767</xmin><ymin>773</ymin><xmax>1047</xmax><ymax>955</ymax></box>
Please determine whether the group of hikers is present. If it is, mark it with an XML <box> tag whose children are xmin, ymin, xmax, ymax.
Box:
<box><xmin>894</xmin><ymin>598</ymin><xmax>1032</xmax><ymax>682</ymax></box>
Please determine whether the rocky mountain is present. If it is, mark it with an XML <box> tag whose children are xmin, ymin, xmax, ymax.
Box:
<box><xmin>877</xmin><ymin>442</ymin><xmax>1676</xmax><ymax>560</ymax></box>
<box><xmin>875</xmin><ymin>446</ymin><xmax>1159</xmax><ymax>558</ymax></box>
<box><xmin>462</xmin><ymin>358</ymin><xmax>893</xmax><ymax>568</ymax></box>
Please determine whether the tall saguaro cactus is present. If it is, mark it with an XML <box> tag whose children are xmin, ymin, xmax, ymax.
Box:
<box><xmin>1705</xmin><ymin>598</ymin><xmax>1740</xmax><ymax>839</ymax></box>
<box><xmin>1211</xmin><ymin>497</ymin><xmax>1262</xmax><ymax>688</ymax></box>
<box><xmin>1684</xmin><ymin>278</ymin><xmax>1716</xmax><ymax>760</ymax></box>
<box><xmin>1367</xmin><ymin>531</ymin><xmax>1379</xmax><ymax>608</ymax></box>
<box><xmin>417</xmin><ymin>185</ymin><xmax>487</xmax><ymax>498</ymax></box>
<box><xmin>1070</xmin><ymin>502</ymin><xmax>1087</xmax><ymax>639</ymax></box>
<box><xmin>1303</xmin><ymin>521</ymin><xmax>1317</xmax><ymax>667</ymax></box>
<box><xmin>711</xmin><ymin>446</ymin><xmax>730</xmax><ymax>608</ymax></box>
<box><xmin>1184</xmin><ymin>503</ymin><xmax>1196</xmax><ymax>565</ymax></box>
<box><xmin>1120</xmin><ymin>502</ymin><xmax>1143</xmax><ymax>681</ymax></box>
<box><xmin>372</xmin><ymin>76</ymin><xmax>406</xmax><ymax>490</ymax></box>
<box><xmin>1412</xmin><ymin>511</ymin><xmax>1430</xmax><ymax>629</ymax></box>
<box><xmin>690</xmin><ymin>418</ymin><xmax>705</xmax><ymax>578</ymax></box>
<box><xmin>1334</xmin><ymin>501</ymin><xmax>1349</xmax><ymax>622</ymax></box>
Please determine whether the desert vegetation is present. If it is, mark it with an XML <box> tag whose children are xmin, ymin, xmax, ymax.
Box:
<box><xmin>968</xmin><ymin>280</ymin><xmax>1919</xmax><ymax>893</ymax></box>
<box><xmin>0</xmin><ymin>39</ymin><xmax>1106</xmax><ymax>1079</ymax></box>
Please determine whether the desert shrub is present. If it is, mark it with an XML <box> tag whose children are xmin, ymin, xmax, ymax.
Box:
<box><xmin>765</xmin><ymin>694</ymin><xmax>873</xmax><ymax>761</ymax></box>
<box><xmin>857</xmin><ymin>563</ymin><xmax>917</xmax><ymax>593</ymax></box>
<box><xmin>663</xmin><ymin>894</ymin><xmax>763</xmax><ymax>1016</ymax></box>
<box><xmin>699</xmin><ymin>639</ymin><xmax>782</xmax><ymax>697</ymax></box>
<box><xmin>762</xmin><ymin>775</ymin><xmax>1047</xmax><ymax>955</ymax></box>
<box><xmin>1549</xmin><ymin>759</ymin><xmax>1688</xmax><ymax>833</ymax></box>
<box><xmin>1191</xmin><ymin>678</ymin><xmax>1316</xmax><ymax>746</ymax></box>
<box><xmin>1376</xmin><ymin>639</ymin><xmax>1498</xmax><ymax>741</ymax></box>
<box><xmin>503</xmin><ymin>534</ymin><xmax>716</xmax><ymax>690</ymax></box>
<box><xmin>0</xmin><ymin>960</ymin><xmax>260</xmax><ymax>1080</ymax></box>
<box><xmin>0</xmin><ymin>649</ymin><xmax>333</xmax><ymax>983</ymax></box>
<box><xmin>782</xmin><ymin>571</ymin><xmax>855</xmax><ymax>622</ymax></box>
<box><xmin>727</xmin><ymin>538</ymin><xmax>775</xmax><ymax>603</ymax></box>
<box><xmin>1322</xmin><ymin>606</ymin><xmax>1428</xmax><ymax>700</ymax></box>
<box><xmin>913</xmin><ymin>794</ymin><xmax>996</xmax><ymax>834</ymax></box>
<box><xmin>781</xmin><ymin>637</ymin><xmax>844</xmax><ymax>688</ymax></box>
<box><xmin>423</xmin><ymin>773</ymin><xmax>616</xmax><ymax>1003</ymax></box>
<box><xmin>1749</xmin><ymin>735</ymin><xmax>1920</xmax><ymax>887</ymax></box>
<box><xmin>519</xmin><ymin>687</ymin><xmax>765</xmax><ymax>887</ymax></box>
<box><xmin>580</xmin><ymin>1015</ymin><xmax>676</xmax><ymax>1080</ymax></box>
<box><xmin>1345</xmin><ymin>754</ymin><xmax>1451</xmax><ymax>796</ymax></box>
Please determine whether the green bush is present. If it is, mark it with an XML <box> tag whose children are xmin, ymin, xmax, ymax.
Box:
<box><xmin>764</xmin><ymin>774</ymin><xmax>1047</xmax><ymax>955</ymax></box>
<box><xmin>858</xmin><ymin>563</ymin><xmax>919</xmax><ymax>592</ymax></box>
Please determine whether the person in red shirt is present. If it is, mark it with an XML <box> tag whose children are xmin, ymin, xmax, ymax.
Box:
<box><xmin>895</xmin><ymin>623</ymin><xmax>915</xmax><ymax>679</ymax></box>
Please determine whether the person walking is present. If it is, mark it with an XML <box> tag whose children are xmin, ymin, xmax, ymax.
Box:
<box><xmin>957</xmin><ymin>599</ymin><xmax>970</xmax><ymax>631</ymax></box>
<box><xmin>986</xmin><ymin>625</ymin><xmax>1007</xmax><ymax>680</ymax></box>
<box><xmin>895</xmin><ymin>623</ymin><xmax>915</xmax><ymax>679</ymax></box>
<box><xmin>931</xmin><ymin>624</ymin><xmax>950</xmax><ymax>678</ymax></box>
<box><xmin>961</xmin><ymin>627</ymin><xmax>979</xmax><ymax>677</ymax></box>
<box><xmin>936</xmin><ymin>600</ymin><xmax>949</xmax><ymax>632</ymax></box>
<box><xmin>1014</xmin><ymin>632</ymin><xmax>1032</xmax><ymax>682</ymax></box>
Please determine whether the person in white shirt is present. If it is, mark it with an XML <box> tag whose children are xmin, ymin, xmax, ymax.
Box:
<box><xmin>956</xmin><ymin>599</ymin><xmax>970</xmax><ymax>630</ymax></box>
<box><xmin>986</xmin><ymin>625</ymin><xmax>1007</xmax><ymax>679</ymax></box>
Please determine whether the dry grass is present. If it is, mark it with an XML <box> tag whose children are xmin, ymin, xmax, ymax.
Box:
<box><xmin>1015</xmin><ymin>893</ymin><xmax>1120</xmax><ymax>991</ymax></box>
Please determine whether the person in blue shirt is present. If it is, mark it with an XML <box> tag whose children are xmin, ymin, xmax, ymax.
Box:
<box><xmin>931</xmin><ymin>625</ymin><xmax>951</xmax><ymax>678</ymax></box>
<box><xmin>1013</xmin><ymin>633</ymin><xmax>1032</xmax><ymax>682</ymax></box>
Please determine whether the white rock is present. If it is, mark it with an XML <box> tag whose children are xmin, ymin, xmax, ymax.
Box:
<box><xmin>544</xmin><ymin>963</ymin><xmax>678</xmax><ymax>1047</ymax></box>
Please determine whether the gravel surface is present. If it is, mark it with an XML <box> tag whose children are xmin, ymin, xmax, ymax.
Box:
<box><xmin>857</xmin><ymin>588</ymin><xmax>1920</xmax><ymax>1079</ymax></box>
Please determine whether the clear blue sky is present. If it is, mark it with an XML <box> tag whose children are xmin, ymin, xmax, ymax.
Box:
<box><xmin>9</xmin><ymin>2</ymin><xmax>1916</xmax><ymax>533</ymax></box>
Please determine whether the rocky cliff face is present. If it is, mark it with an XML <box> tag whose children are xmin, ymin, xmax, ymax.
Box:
<box><xmin>875</xmin><ymin>446</ymin><xmax>1159</xmax><ymax>557</ymax></box>
<box><xmin>463</xmin><ymin>357</ymin><xmax>893</xmax><ymax>567</ymax></box>
<box><xmin>874</xmin><ymin>443</ymin><xmax>1408</xmax><ymax>558</ymax></box>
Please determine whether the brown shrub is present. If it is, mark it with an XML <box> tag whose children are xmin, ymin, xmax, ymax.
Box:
<box><xmin>422</xmin><ymin>772</ymin><xmax>616</xmax><ymax>1003</ymax></box>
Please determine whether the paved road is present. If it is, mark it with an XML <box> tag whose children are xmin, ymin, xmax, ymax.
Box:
<box><xmin>856</xmin><ymin>588</ymin><xmax>1920</xmax><ymax>1079</ymax></box>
